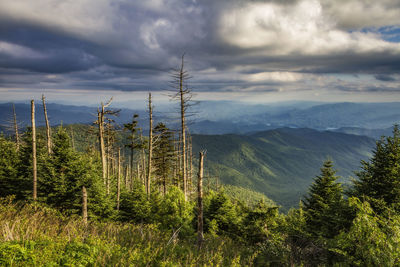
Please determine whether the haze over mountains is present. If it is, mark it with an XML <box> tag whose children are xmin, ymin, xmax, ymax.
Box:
<box><xmin>0</xmin><ymin>100</ymin><xmax>396</xmax><ymax>208</ymax></box>
<box><xmin>191</xmin><ymin>128</ymin><xmax>375</xmax><ymax>209</ymax></box>
<box><xmin>1</xmin><ymin>101</ymin><xmax>400</xmax><ymax>137</ymax></box>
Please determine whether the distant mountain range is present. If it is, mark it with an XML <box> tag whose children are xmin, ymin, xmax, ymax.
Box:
<box><xmin>191</xmin><ymin>128</ymin><xmax>376</xmax><ymax>209</ymax></box>
<box><xmin>1</xmin><ymin>101</ymin><xmax>399</xmax><ymax>137</ymax></box>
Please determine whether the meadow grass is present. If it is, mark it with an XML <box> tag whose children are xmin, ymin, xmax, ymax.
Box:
<box><xmin>0</xmin><ymin>197</ymin><xmax>256</xmax><ymax>266</ymax></box>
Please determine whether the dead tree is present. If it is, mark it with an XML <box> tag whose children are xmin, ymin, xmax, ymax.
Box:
<box><xmin>96</xmin><ymin>98</ymin><xmax>119</xmax><ymax>187</ymax></box>
<box><xmin>117</xmin><ymin>148</ymin><xmax>121</xmax><ymax>210</ymax></box>
<box><xmin>147</xmin><ymin>93</ymin><xmax>153</xmax><ymax>196</ymax></box>
<box><xmin>31</xmin><ymin>100</ymin><xmax>37</xmax><ymax>201</ymax></box>
<box><xmin>123</xmin><ymin>114</ymin><xmax>139</xmax><ymax>183</ymax></box>
<box><xmin>12</xmin><ymin>104</ymin><xmax>20</xmax><ymax>150</ymax></box>
<box><xmin>42</xmin><ymin>94</ymin><xmax>52</xmax><ymax>154</ymax></box>
<box><xmin>197</xmin><ymin>151</ymin><xmax>205</xmax><ymax>248</ymax></box>
<box><xmin>82</xmin><ymin>186</ymin><xmax>88</xmax><ymax>224</ymax></box>
<box><xmin>139</xmin><ymin>129</ymin><xmax>146</xmax><ymax>186</ymax></box>
<box><xmin>170</xmin><ymin>54</ymin><xmax>194</xmax><ymax>201</ymax></box>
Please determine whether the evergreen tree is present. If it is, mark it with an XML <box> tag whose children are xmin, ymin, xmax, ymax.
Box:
<box><xmin>303</xmin><ymin>160</ymin><xmax>345</xmax><ymax>238</ymax></box>
<box><xmin>153</xmin><ymin>123</ymin><xmax>175</xmax><ymax>195</ymax></box>
<box><xmin>16</xmin><ymin>128</ymin><xmax>49</xmax><ymax>200</ymax></box>
<box><xmin>118</xmin><ymin>182</ymin><xmax>151</xmax><ymax>223</ymax></box>
<box><xmin>0</xmin><ymin>135</ymin><xmax>20</xmax><ymax>197</ymax></box>
<box><xmin>203</xmin><ymin>190</ymin><xmax>240</xmax><ymax>238</ymax></box>
<box><xmin>123</xmin><ymin>114</ymin><xmax>140</xmax><ymax>176</ymax></box>
<box><xmin>352</xmin><ymin>125</ymin><xmax>400</xmax><ymax>213</ymax></box>
<box><xmin>42</xmin><ymin>127</ymin><xmax>112</xmax><ymax>218</ymax></box>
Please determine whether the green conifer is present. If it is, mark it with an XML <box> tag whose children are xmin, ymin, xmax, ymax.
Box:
<box><xmin>303</xmin><ymin>160</ymin><xmax>344</xmax><ymax>238</ymax></box>
<box><xmin>352</xmin><ymin>125</ymin><xmax>400</xmax><ymax>213</ymax></box>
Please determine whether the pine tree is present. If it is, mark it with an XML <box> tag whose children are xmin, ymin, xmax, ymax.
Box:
<box><xmin>153</xmin><ymin>123</ymin><xmax>175</xmax><ymax>195</ymax></box>
<box><xmin>42</xmin><ymin>127</ymin><xmax>112</xmax><ymax>217</ymax></box>
<box><xmin>123</xmin><ymin>114</ymin><xmax>140</xmax><ymax>181</ymax></box>
<box><xmin>0</xmin><ymin>135</ymin><xmax>20</xmax><ymax>197</ymax></box>
<box><xmin>303</xmin><ymin>160</ymin><xmax>344</xmax><ymax>238</ymax></box>
<box><xmin>352</xmin><ymin>125</ymin><xmax>400</xmax><ymax>213</ymax></box>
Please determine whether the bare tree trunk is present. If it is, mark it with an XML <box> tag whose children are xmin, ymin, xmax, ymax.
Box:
<box><xmin>98</xmin><ymin>109</ymin><xmax>107</xmax><ymax>185</ymax></box>
<box><xmin>180</xmin><ymin>65</ymin><xmax>187</xmax><ymax>200</ymax></box>
<box><xmin>12</xmin><ymin>104</ymin><xmax>20</xmax><ymax>151</ymax></box>
<box><xmin>140</xmin><ymin>130</ymin><xmax>146</xmax><ymax>186</ymax></box>
<box><xmin>106</xmin><ymin>133</ymin><xmax>110</xmax><ymax>195</ymax></box>
<box><xmin>125</xmin><ymin>165</ymin><xmax>129</xmax><ymax>189</ymax></box>
<box><xmin>197</xmin><ymin>151</ymin><xmax>205</xmax><ymax>248</ymax></box>
<box><xmin>42</xmin><ymin>94</ymin><xmax>52</xmax><ymax>154</ymax></box>
<box><xmin>177</xmin><ymin>133</ymin><xmax>181</xmax><ymax>189</ymax></box>
<box><xmin>189</xmin><ymin>136</ymin><xmax>193</xmax><ymax>197</ymax></box>
<box><xmin>187</xmin><ymin>131</ymin><xmax>193</xmax><ymax>197</ymax></box>
<box><xmin>136</xmin><ymin>162</ymin><xmax>140</xmax><ymax>186</ymax></box>
<box><xmin>117</xmin><ymin>148</ymin><xmax>121</xmax><ymax>210</ymax></box>
<box><xmin>82</xmin><ymin>186</ymin><xmax>88</xmax><ymax>224</ymax></box>
<box><xmin>31</xmin><ymin>100</ymin><xmax>37</xmax><ymax>201</ymax></box>
<box><xmin>147</xmin><ymin>93</ymin><xmax>153</xmax><ymax>197</ymax></box>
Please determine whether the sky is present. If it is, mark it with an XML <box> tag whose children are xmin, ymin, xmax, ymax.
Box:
<box><xmin>0</xmin><ymin>0</ymin><xmax>400</xmax><ymax>107</ymax></box>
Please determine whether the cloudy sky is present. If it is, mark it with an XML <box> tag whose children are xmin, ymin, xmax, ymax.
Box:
<box><xmin>1</xmin><ymin>0</ymin><xmax>400</xmax><ymax>106</ymax></box>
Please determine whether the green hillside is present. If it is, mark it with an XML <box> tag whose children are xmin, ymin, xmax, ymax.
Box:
<box><xmin>54</xmin><ymin>124</ymin><xmax>375</xmax><ymax>209</ymax></box>
<box><xmin>191</xmin><ymin>128</ymin><xmax>375</xmax><ymax>209</ymax></box>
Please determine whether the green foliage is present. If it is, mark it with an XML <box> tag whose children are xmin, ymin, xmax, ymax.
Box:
<box><xmin>0</xmin><ymin>135</ymin><xmax>20</xmax><ymax>198</ymax></box>
<box><xmin>303</xmin><ymin>160</ymin><xmax>346</xmax><ymax>238</ymax></box>
<box><xmin>332</xmin><ymin>197</ymin><xmax>400</xmax><ymax>266</ymax></box>
<box><xmin>220</xmin><ymin>184</ymin><xmax>275</xmax><ymax>207</ymax></box>
<box><xmin>353</xmin><ymin>125</ymin><xmax>400</xmax><ymax>213</ymax></box>
<box><xmin>40</xmin><ymin>127</ymin><xmax>113</xmax><ymax>218</ymax></box>
<box><xmin>155</xmin><ymin>186</ymin><xmax>194</xmax><ymax>236</ymax></box>
<box><xmin>153</xmin><ymin>123</ymin><xmax>175</xmax><ymax>194</ymax></box>
<box><xmin>15</xmin><ymin>128</ymin><xmax>50</xmax><ymax>200</ymax></box>
<box><xmin>0</xmin><ymin>199</ymin><xmax>255</xmax><ymax>266</ymax></box>
<box><xmin>119</xmin><ymin>182</ymin><xmax>151</xmax><ymax>223</ymax></box>
<box><xmin>240</xmin><ymin>201</ymin><xmax>279</xmax><ymax>244</ymax></box>
<box><xmin>203</xmin><ymin>190</ymin><xmax>240</xmax><ymax>238</ymax></box>
<box><xmin>192</xmin><ymin>128</ymin><xmax>375</xmax><ymax>209</ymax></box>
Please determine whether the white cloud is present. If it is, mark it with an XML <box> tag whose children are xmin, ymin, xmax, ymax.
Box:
<box><xmin>322</xmin><ymin>0</ymin><xmax>400</xmax><ymax>29</ymax></box>
<box><xmin>218</xmin><ymin>0</ymin><xmax>400</xmax><ymax>56</ymax></box>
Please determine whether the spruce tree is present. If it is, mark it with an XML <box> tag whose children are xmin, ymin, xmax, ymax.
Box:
<box><xmin>42</xmin><ymin>126</ymin><xmax>112</xmax><ymax>217</ymax></box>
<box><xmin>352</xmin><ymin>125</ymin><xmax>400</xmax><ymax>213</ymax></box>
<box><xmin>303</xmin><ymin>160</ymin><xmax>344</xmax><ymax>238</ymax></box>
<box><xmin>153</xmin><ymin>123</ymin><xmax>175</xmax><ymax>195</ymax></box>
<box><xmin>0</xmin><ymin>135</ymin><xmax>20</xmax><ymax>197</ymax></box>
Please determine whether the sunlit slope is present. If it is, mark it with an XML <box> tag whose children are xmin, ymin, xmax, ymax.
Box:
<box><xmin>192</xmin><ymin>128</ymin><xmax>375</xmax><ymax>209</ymax></box>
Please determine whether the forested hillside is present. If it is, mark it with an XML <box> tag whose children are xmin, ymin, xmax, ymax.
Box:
<box><xmin>192</xmin><ymin>128</ymin><xmax>375</xmax><ymax>208</ymax></box>
<box><xmin>1</xmin><ymin>96</ymin><xmax>400</xmax><ymax>265</ymax></box>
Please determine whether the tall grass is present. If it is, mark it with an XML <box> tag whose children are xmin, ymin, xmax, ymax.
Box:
<box><xmin>0</xmin><ymin>197</ymin><xmax>256</xmax><ymax>266</ymax></box>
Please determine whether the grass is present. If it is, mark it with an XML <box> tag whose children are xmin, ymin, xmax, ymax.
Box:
<box><xmin>0</xmin><ymin>197</ymin><xmax>258</xmax><ymax>266</ymax></box>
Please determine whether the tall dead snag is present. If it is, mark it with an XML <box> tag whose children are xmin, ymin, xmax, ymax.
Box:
<box><xmin>197</xmin><ymin>151</ymin><xmax>205</xmax><ymax>248</ymax></box>
<box><xmin>98</xmin><ymin>106</ymin><xmax>106</xmax><ymax>185</ymax></box>
<box><xmin>147</xmin><ymin>93</ymin><xmax>153</xmax><ymax>197</ymax></box>
<box><xmin>31</xmin><ymin>100</ymin><xmax>37</xmax><ymax>201</ymax></box>
<box><xmin>96</xmin><ymin>98</ymin><xmax>115</xmax><ymax>186</ymax></box>
<box><xmin>117</xmin><ymin>148</ymin><xmax>121</xmax><ymax>210</ymax></box>
<box><xmin>187</xmin><ymin>130</ymin><xmax>193</xmax><ymax>197</ymax></box>
<box><xmin>139</xmin><ymin>130</ymin><xmax>146</xmax><ymax>186</ymax></box>
<box><xmin>171</xmin><ymin>54</ymin><xmax>193</xmax><ymax>201</ymax></box>
<box><xmin>42</xmin><ymin>94</ymin><xmax>52</xmax><ymax>154</ymax></box>
<box><xmin>12</xmin><ymin>104</ymin><xmax>20</xmax><ymax>150</ymax></box>
<box><xmin>82</xmin><ymin>186</ymin><xmax>88</xmax><ymax>224</ymax></box>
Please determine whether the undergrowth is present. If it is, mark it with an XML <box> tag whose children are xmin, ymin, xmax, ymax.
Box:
<box><xmin>0</xmin><ymin>197</ymin><xmax>257</xmax><ymax>266</ymax></box>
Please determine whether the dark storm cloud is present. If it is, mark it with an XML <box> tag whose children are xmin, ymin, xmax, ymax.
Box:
<box><xmin>375</xmin><ymin>74</ymin><xmax>397</xmax><ymax>82</ymax></box>
<box><xmin>0</xmin><ymin>0</ymin><xmax>399</xmax><ymax>95</ymax></box>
